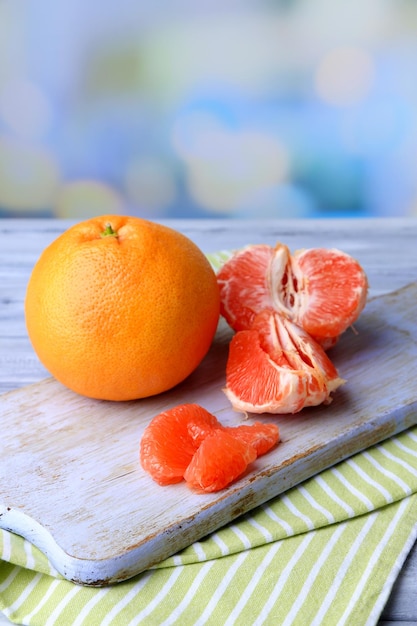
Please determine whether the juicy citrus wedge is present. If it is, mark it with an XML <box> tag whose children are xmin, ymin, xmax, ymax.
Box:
<box><xmin>217</xmin><ymin>243</ymin><xmax>368</xmax><ymax>346</ymax></box>
<box><xmin>292</xmin><ymin>247</ymin><xmax>368</xmax><ymax>341</ymax></box>
<box><xmin>226</xmin><ymin>422</ymin><xmax>281</xmax><ymax>456</ymax></box>
<box><xmin>139</xmin><ymin>404</ymin><xmax>221</xmax><ymax>485</ymax></box>
<box><xmin>217</xmin><ymin>244</ymin><xmax>275</xmax><ymax>332</ymax></box>
<box><xmin>183</xmin><ymin>431</ymin><xmax>257</xmax><ymax>493</ymax></box>
<box><xmin>139</xmin><ymin>403</ymin><xmax>280</xmax><ymax>490</ymax></box>
<box><xmin>224</xmin><ymin>310</ymin><xmax>345</xmax><ymax>414</ymax></box>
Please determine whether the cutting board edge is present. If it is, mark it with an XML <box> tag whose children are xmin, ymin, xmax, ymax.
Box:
<box><xmin>2</xmin><ymin>400</ymin><xmax>416</xmax><ymax>586</ymax></box>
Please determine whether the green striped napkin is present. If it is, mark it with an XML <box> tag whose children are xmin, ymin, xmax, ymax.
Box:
<box><xmin>1</xmin><ymin>251</ymin><xmax>417</xmax><ymax>625</ymax></box>
<box><xmin>1</xmin><ymin>426</ymin><xmax>417</xmax><ymax>625</ymax></box>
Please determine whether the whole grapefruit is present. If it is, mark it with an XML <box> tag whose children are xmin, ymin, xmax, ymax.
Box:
<box><xmin>25</xmin><ymin>215</ymin><xmax>220</xmax><ymax>401</ymax></box>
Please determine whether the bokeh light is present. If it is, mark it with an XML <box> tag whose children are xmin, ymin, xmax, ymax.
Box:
<box><xmin>178</xmin><ymin>127</ymin><xmax>289</xmax><ymax>214</ymax></box>
<box><xmin>0</xmin><ymin>137</ymin><xmax>60</xmax><ymax>214</ymax></box>
<box><xmin>53</xmin><ymin>180</ymin><xmax>124</xmax><ymax>219</ymax></box>
<box><xmin>0</xmin><ymin>79</ymin><xmax>53</xmax><ymax>139</ymax></box>
<box><xmin>315</xmin><ymin>47</ymin><xmax>375</xmax><ymax>107</ymax></box>
<box><xmin>124</xmin><ymin>157</ymin><xmax>176</xmax><ymax>214</ymax></box>
<box><xmin>1</xmin><ymin>1</ymin><xmax>417</xmax><ymax>220</ymax></box>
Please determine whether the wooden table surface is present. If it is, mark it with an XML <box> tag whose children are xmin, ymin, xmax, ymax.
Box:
<box><xmin>1</xmin><ymin>217</ymin><xmax>416</xmax><ymax>626</ymax></box>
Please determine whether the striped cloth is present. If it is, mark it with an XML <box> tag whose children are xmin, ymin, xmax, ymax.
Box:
<box><xmin>1</xmin><ymin>251</ymin><xmax>417</xmax><ymax>625</ymax></box>
<box><xmin>1</xmin><ymin>426</ymin><xmax>416</xmax><ymax>625</ymax></box>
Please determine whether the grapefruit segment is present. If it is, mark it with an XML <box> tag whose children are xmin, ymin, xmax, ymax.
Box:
<box><xmin>217</xmin><ymin>244</ymin><xmax>275</xmax><ymax>332</ymax></box>
<box><xmin>183</xmin><ymin>430</ymin><xmax>257</xmax><ymax>492</ymax></box>
<box><xmin>226</xmin><ymin>422</ymin><xmax>280</xmax><ymax>456</ymax></box>
<box><xmin>224</xmin><ymin>328</ymin><xmax>308</xmax><ymax>414</ymax></box>
<box><xmin>293</xmin><ymin>247</ymin><xmax>368</xmax><ymax>341</ymax></box>
<box><xmin>139</xmin><ymin>404</ymin><xmax>222</xmax><ymax>485</ymax></box>
<box><xmin>224</xmin><ymin>311</ymin><xmax>345</xmax><ymax>414</ymax></box>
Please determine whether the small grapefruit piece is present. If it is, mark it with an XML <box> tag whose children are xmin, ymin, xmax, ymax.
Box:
<box><xmin>226</xmin><ymin>422</ymin><xmax>280</xmax><ymax>456</ymax></box>
<box><xmin>139</xmin><ymin>404</ymin><xmax>222</xmax><ymax>485</ymax></box>
<box><xmin>217</xmin><ymin>243</ymin><xmax>368</xmax><ymax>346</ymax></box>
<box><xmin>224</xmin><ymin>310</ymin><xmax>345</xmax><ymax>414</ymax></box>
<box><xmin>184</xmin><ymin>430</ymin><xmax>257</xmax><ymax>492</ymax></box>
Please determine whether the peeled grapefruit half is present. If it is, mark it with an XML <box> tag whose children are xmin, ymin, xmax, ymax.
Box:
<box><xmin>217</xmin><ymin>243</ymin><xmax>368</xmax><ymax>347</ymax></box>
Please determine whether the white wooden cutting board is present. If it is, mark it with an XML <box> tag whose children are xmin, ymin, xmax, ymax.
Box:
<box><xmin>1</xmin><ymin>282</ymin><xmax>416</xmax><ymax>586</ymax></box>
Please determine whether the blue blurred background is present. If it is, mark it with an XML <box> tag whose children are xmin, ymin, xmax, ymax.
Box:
<box><xmin>1</xmin><ymin>0</ymin><xmax>417</xmax><ymax>220</ymax></box>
